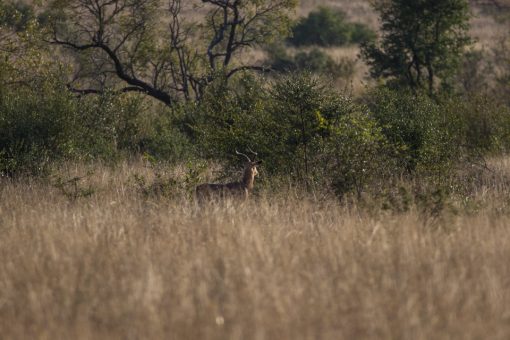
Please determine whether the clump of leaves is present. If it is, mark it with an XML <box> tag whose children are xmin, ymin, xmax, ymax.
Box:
<box><xmin>290</xmin><ymin>7</ymin><xmax>375</xmax><ymax>47</ymax></box>
<box><xmin>360</xmin><ymin>0</ymin><xmax>471</xmax><ymax>95</ymax></box>
<box><xmin>268</xmin><ymin>45</ymin><xmax>355</xmax><ymax>79</ymax></box>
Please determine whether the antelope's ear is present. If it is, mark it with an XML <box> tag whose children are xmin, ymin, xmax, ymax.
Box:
<box><xmin>255</xmin><ymin>160</ymin><xmax>262</xmax><ymax>165</ymax></box>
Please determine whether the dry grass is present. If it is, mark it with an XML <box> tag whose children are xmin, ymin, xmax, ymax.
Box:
<box><xmin>2</xmin><ymin>160</ymin><xmax>510</xmax><ymax>339</ymax></box>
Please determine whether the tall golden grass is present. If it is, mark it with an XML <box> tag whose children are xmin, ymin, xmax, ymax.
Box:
<box><xmin>1</xmin><ymin>160</ymin><xmax>510</xmax><ymax>339</ymax></box>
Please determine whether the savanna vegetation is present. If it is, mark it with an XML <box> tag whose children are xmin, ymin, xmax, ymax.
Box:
<box><xmin>1</xmin><ymin>0</ymin><xmax>510</xmax><ymax>338</ymax></box>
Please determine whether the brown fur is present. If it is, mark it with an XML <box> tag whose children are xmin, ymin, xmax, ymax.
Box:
<box><xmin>195</xmin><ymin>161</ymin><xmax>260</xmax><ymax>203</ymax></box>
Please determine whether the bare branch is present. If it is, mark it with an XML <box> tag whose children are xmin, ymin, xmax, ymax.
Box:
<box><xmin>47</xmin><ymin>0</ymin><xmax>295</xmax><ymax>105</ymax></box>
<box><xmin>67</xmin><ymin>85</ymin><xmax>143</xmax><ymax>97</ymax></box>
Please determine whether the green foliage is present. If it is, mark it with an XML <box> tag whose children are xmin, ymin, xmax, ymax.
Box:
<box><xmin>366</xmin><ymin>88</ymin><xmax>461</xmax><ymax>176</ymax></box>
<box><xmin>454</xmin><ymin>49</ymin><xmax>490</xmax><ymax>95</ymax></box>
<box><xmin>75</xmin><ymin>93</ymin><xmax>126</xmax><ymax>160</ymax></box>
<box><xmin>492</xmin><ymin>35</ymin><xmax>510</xmax><ymax>107</ymax></box>
<box><xmin>73</xmin><ymin>92</ymin><xmax>194</xmax><ymax>162</ymax></box>
<box><xmin>187</xmin><ymin>74</ymin><xmax>268</xmax><ymax>164</ymax></box>
<box><xmin>137</xmin><ymin>110</ymin><xmax>195</xmax><ymax>162</ymax></box>
<box><xmin>290</xmin><ymin>7</ymin><xmax>375</xmax><ymax>47</ymax></box>
<box><xmin>0</xmin><ymin>81</ymin><xmax>79</xmax><ymax>176</ymax></box>
<box><xmin>267</xmin><ymin>73</ymin><xmax>344</xmax><ymax>180</ymax></box>
<box><xmin>268</xmin><ymin>45</ymin><xmax>356</xmax><ymax>79</ymax></box>
<box><xmin>193</xmin><ymin>73</ymin><xmax>392</xmax><ymax>196</ymax></box>
<box><xmin>361</xmin><ymin>0</ymin><xmax>471</xmax><ymax>95</ymax></box>
<box><xmin>194</xmin><ymin>76</ymin><xmax>510</xmax><ymax>198</ymax></box>
<box><xmin>445</xmin><ymin>95</ymin><xmax>510</xmax><ymax>154</ymax></box>
<box><xmin>0</xmin><ymin>76</ymin><xmax>194</xmax><ymax>176</ymax></box>
<box><xmin>291</xmin><ymin>7</ymin><xmax>350</xmax><ymax>46</ymax></box>
<box><xmin>349</xmin><ymin>22</ymin><xmax>377</xmax><ymax>44</ymax></box>
<box><xmin>321</xmin><ymin>109</ymin><xmax>393</xmax><ymax>196</ymax></box>
<box><xmin>0</xmin><ymin>1</ymin><xmax>36</xmax><ymax>31</ymax></box>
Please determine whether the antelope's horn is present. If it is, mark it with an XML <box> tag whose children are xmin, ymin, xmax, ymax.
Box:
<box><xmin>236</xmin><ymin>150</ymin><xmax>252</xmax><ymax>162</ymax></box>
<box><xmin>247</xmin><ymin>147</ymin><xmax>258</xmax><ymax>158</ymax></box>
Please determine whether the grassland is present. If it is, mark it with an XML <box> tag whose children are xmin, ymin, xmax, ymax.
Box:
<box><xmin>2</xmin><ymin>160</ymin><xmax>510</xmax><ymax>339</ymax></box>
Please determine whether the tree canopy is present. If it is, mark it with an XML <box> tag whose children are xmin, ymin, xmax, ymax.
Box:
<box><xmin>45</xmin><ymin>0</ymin><xmax>297</xmax><ymax>106</ymax></box>
<box><xmin>361</xmin><ymin>0</ymin><xmax>471</xmax><ymax>95</ymax></box>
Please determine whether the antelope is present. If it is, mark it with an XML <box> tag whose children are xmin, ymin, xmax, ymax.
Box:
<box><xmin>195</xmin><ymin>150</ymin><xmax>261</xmax><ymax>203</ymax></box>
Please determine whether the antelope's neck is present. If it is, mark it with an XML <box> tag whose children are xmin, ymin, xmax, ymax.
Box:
<box><xmin>243</xmin><ymin>170</ymin><xmax>255</xmax><ymax>190</ymax></box>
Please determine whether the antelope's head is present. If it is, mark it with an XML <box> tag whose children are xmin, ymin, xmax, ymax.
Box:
<box><xmin>245</xmin><ymin>160</ymin><xmax>261</xmax><ymax>177</ymax></box>
<box><xmin>236</xmin><ymin>149</ymin><xmax>262</xmax><ymax>183</ymax></box>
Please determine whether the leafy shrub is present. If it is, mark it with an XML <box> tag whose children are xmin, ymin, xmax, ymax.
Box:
<box><xmin>444</xmin><ymin>95</ymin><xmax>510</xmax><ymax>155</ymax></box>
<box><xmin>295</xmin><ymin>49</ymin><xmax>337</xmax><ymax>73</ymax></box>
<box><xmin>0</xmin><ymin>82</ymin><xmax>78</xmax><ymax>176</ymax></box>
<box><xmin>321</xmin><ymin>109</ymin><xmax>393</xmax><ymax>196</ymax></box>
<box><xmin>350</xmin><ymin>22</ymin><xmax>377</xmax><ymax>44</ymax></box>
<box><xmin>74</xmin><ymin>92</ymin><xmax>124</xmax><ymax>160</ymax></box>
<box><xmin>266</xmin><ymin>73</ymin><xmax>347</xmax><ymax>180</ymax></box>
<box><xmin>360</xmin><ymin>0</ymin><xmax>471</xmax><ymax>95</ymax></box>
<box><xmin>365</xmin><ymin>87</ymin><xmax>462</xmax><ymax>176</ymax></box>
<box><xmin>137</xmin><ymin>112</ymin><xmax>195</xmax><ymax>162</ymax></box>
<box><xmin>268</xmin><ymin>46</ymin><xmax>356</xmax><ymax>80</ymax></box>
<box><xmin>187</xmin><ymin>74</ymin><xmax>269</xmax><ymax>164</ymax></box>
<box><xmin>289</xmin><ymin>7</ymin><xmax>375</xmax><ymax>47</ymax></box>
<box><xmin>0</xmin><ymin>1</ymin><xmax>36</xmax><ymax>31</ymax></box>
<box><xmin>74</xmin><ymin>92</ymin><xmax>194</xmax><ymax>162</ymax></box>
<box><xmin>266</xmin><ymin>44</ymin><xmax>296</xmax><ymax>72</ymax></box>
<box><xmin>492</xmin><ymin>35</ymin><xmax>510</xmax><ymax>107</ymax></box>
<box><xmin>454</xmin><ymin>50</ymin><xmax>490</xmax><ymax>95</ymax></box>
<box><xmin>0</xmin><ymin>75</ymin><xmax>194</xmax><ymax>176</ymax></box>
<box><xmin>193</xmin><ymin>73</ymin><xmax>394</xmax><ymax>196</ymax></box>
<box><xmin>291</xmin><ymin>7</ymin><xmax>351</xmax><ymax>46</ymax></box>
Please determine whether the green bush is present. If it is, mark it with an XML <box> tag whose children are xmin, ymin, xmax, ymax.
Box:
<box><xmin>0</xmin><ymin>1</ymin><xmax>36</xmax><ymax>31</ymax></box>
<box><xmin>78</xmin><ymin>92</ymin><xmax>195</xmax><ymax>162</ymax></box>
<box><xmin>295</xmin><ymin>49</ymin><xmax>355</xmax><ymax>79</ymax></box>
<box><xmin>321</xmin><ymin>109</ymin><xmax>393</xmax><ymax>196</ymax></box>
<box><xmin>266</xmin><ymin>43</ymin><xmax>296</xmax><ymax>73</ymax></box>
<box><xmin>190</xmin><ymin>75</ymin><xmax>510</xmax><ymax>197</ymax></box>
<box><xmin>267</xmin><ymin>45</ymin><xmax>356</xmax><ymax>83</ymax></box>
<box><xmin>295</xmin><ymin>49</ymin><xmax>336</xmax><ymax>73</ymax></box>
<box><xmin>0</xmin><ymin>76</ymin><xmax>194</xmax><ymax>176</ymax></box>
<box><xmin>350</xmin><ymin>22</ymin><xmax>377</xmax><ymax>44</ymax></box>
<box><xmin>0</xmin><ymin>82</ymin><xmax>78</xmax><ymax>176</ymax></box>
<box><xmin>365</xmin><ymin>88</ymin><xmax>462</xmax><ymax>176</ymax></box>
<box><xmin>360</xmin><ymin>0</ymin><xmax>471</xmax><ymax>95</ymax></box>
<box><xmin>444</xmin><ymin>95</ymin><xmax>510</xmax><ymax>155</ymax></box>
<box><xmin>137</xmin><ymin>112</ymin><xmax>195</xmax><ymax>162</ymax></box>
<box><xmin>187</xmin><ymin>74</ymin><xmax>269</xmax><ymax>164</ymax></box>
<box><xmin>192</xmin><ymin>73</ymin><xmax>394</xmax><ymax>196</ymax></box>
<box><xmin>74</xmin><ymin>92</ymin><xmax>124</xmax><ymax>160</ymax></box>
<box><xmin>454</xmin><ymin>50</ymin><xmax>490</xmax><ymax>95</ymax></box>
<box><xmin>268</xmin><ymin>46</ymin><xmax>356</xmax><ymax>80</ymax></box>
<box><xmin>289</xmin><ymin>7</ymin><xmax>375</xmax><ymax>47</ymax></box>
<box><xmin>266</xmin><ymin>73</ymin><xmax>347</xmax><ymax>180</ymax></box>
